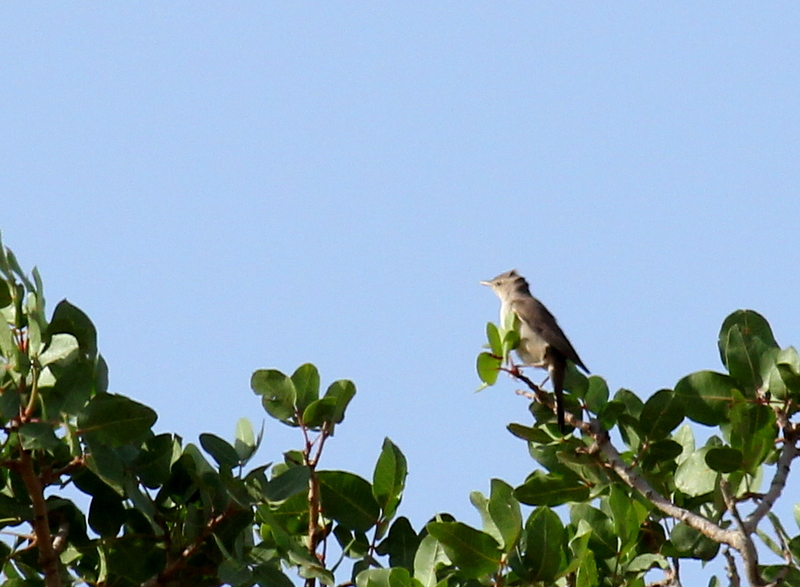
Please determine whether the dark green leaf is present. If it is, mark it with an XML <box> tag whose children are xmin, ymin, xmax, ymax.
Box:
<box><xmin>730</xmin><ymin>398</ymin><xmax>776</xmax><ymax>473</ymax></box>
<box><xmin>264</xmin><ymin>466</ymin><xmax>310</xmax><ymax>502</ymax></box>
<box><xmin>584</xmin><ymin>376</ymin><xmax>609</xmax><ymax>414</ymax></box>
<box><xmin>88</xmin><ymin>494</ymin><xmax>125</xmax><ymax>538</ymax></box>
<box><xmin>642</xmin><ymin>439</ymin><xmax>683</xmax><ymax>470</ymax></box>
<box><xmin>718</xmin><ymin>310</ymin><xmax>778</xmax><ymax>394</ymax></box>
<box><xmin>18</xmin><ymin>422</ymin><xmax>61</xmax><ymax>451</ymax></box>
<box><xmin>0</xmin><ymin>279</ymin><xmax>11</xmax><ymax>308</ymax></box>
<box><xmin>476</xmin><ymin>352</ymin><xmax>501</xmax><ymax>386</ymax></box>
<box><xmin>252</xmin><ymin>564</ymin><xmax>298</xmax><ymax>587</ymax></box>
<box><xmin>375</xmin><ymin>517</ymin><xmax>420</xmax><ymax>571</ymax></box>
<box><xmin>200</xmin><ymin>433</ymin><xmax>240</xmax><ymax>470</ymax></box>
<box><xmin>670</xmin><ymin>523</ymin><xmax>720</xmax><ymax>560</ymax></box>
<box><xmin>292</xmin><ymin>363</ymin><xmax>320</xmax><ymax>413</ymax></box>
<box><xmin>78</xmin><ymin>393</ymin><xmax>157</xmax><ymax>446</ymax></box>
<box><xmin>705</xmin><ymin>447</ymin><xmax>743</xmax><ymax>473</ymax></box>
<box><xmin>674</xmin><ymin>371</ymin><xmax>736</xmax><ymax>426</ymax></box>
<box><xmin>564</xmin><ymin>362</ymin><xmax>589</xmax><ymax>398</ymax></box>
<box><xmin>523</xmin><ymin>507</ymin><xmax>565</xmax><ymax>582</ymax></box>
<box><xmin>598</xmin><ymin>400</ymin><xmax>626</xmax><ymax>429</ymax></box>
<box><xmin>569</xmin><ymin>504</ymin><xmax>617</xmax><ymax>559</ymax></box>
<box><xmin>426</xmin><ymin>521</ymin><xmax>501</xmax><ymax>578</ymax></box>
<box><xmin>47</xmin><ymin>299</ymin><xmax>97</xmax><ymax>359</ymax></box>
<box><xmin>373</xmin><ymin>437</ymin><xmax>407</xmax><ymax>520</ymax></box>
<box><xmin>506</xmin><ymin>423</ymin><xmax>551</xmax><ymax>443</ymax></box>
<box><xmin>324</xmin><ymin>379</ymin><xmax>356</xmax><ymax>424</ymax></box>
<box><xmin>133</xmin><ymin>434</ymin><xmax>180</xmax><ymax>488</ymax></box>
<box><xmin>613</xmin><ymin>388</ymin><xmax>644</xmax><ymax>419</ymax></box>
<box><xmin>515</xmin><ymin>471</ymin><xmax>590</xmax><ymax>506</ymax></box>
<box><xmin>640</xmin><ymin>389</ymin><xmax>684</xmax><ymax>440</ymax></box>
<box><xmin>318</xmin><ymin>471</ymin><xmax>379</xmax><ymax>532</ymax></box>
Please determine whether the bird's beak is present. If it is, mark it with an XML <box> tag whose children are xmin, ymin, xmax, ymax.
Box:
<box><xmin>479</xmin><ymin>280</ymin><xmax>490</xmax><ymax>286</ymax></box>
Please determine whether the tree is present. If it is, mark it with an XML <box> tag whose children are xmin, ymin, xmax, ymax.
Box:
<box><xmin>0</xmin><ymin>235</ymin><xmax>799</xmax><ymax>587</ymax></box>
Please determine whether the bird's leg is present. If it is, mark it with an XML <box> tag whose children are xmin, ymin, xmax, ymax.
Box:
<box><xmin>539</xmin><ymin>374</ymin><xmax>551</xmax><ymax>389</ymax></box>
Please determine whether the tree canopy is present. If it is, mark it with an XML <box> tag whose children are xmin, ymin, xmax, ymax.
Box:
<box><xmin>1</xmin><ymin>236</ymin><xmax>799</xmax><ymax>586</ymax></box>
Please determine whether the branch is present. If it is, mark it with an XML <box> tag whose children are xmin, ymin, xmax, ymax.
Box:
<box><xmin>140</xmin><ymin>509</ymin><xmax>230</xmax><ymax>587</ymax></box>
<box><xmin>17</xmin><ymin>448</ymin><xmax>61</xmax><ymax>587</ymax></box>
<box><xmin>510</xmin><ymin>370</ymin><xmax>744</xmax><ymax>550</ymax></box>
<box><xmin>743</xmin><ymin>424</ymin><xmax>799</xmax><ymax>534</ymax></box>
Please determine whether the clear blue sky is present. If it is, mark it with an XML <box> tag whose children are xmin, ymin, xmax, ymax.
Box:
<box><xmin>2</xmin><ymin>4</ymin><xmax>799</xmax><ymax>584</ymax></box>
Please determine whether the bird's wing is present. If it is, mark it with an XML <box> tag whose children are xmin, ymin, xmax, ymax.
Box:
<box><xmin>511</xmin><ymin>296</ymin><xmax>589</xmax><ymax>373</ymax></box>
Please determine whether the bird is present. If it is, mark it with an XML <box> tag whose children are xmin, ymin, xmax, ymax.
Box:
<box><xmin>481</xmin><ymin>269</ymin><xmax>589</xmax><ymax>432</ymax></box>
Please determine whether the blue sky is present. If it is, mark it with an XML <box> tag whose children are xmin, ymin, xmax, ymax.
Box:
<box><xmin>2</xmin><ymin>4</ymin><xmax>800</xmax><ymax>583</ymax></box>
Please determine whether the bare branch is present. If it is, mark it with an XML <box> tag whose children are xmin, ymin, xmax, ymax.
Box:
<box><xmin>743</xmin><ymin>424</ymin><xmax>799</xmax><ymax>534</ymax></box>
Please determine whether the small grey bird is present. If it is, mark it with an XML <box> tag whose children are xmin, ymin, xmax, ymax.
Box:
<box><xmin>481</xmin><ymin>269</ymin><xmax>589</xmax><ymax>432</ymax></box>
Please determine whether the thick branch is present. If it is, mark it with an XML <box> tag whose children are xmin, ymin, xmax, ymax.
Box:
<box><xmin>18</xmin><ymin>448</ymin><xmax>61</xmax><ymax>587</ymax></box>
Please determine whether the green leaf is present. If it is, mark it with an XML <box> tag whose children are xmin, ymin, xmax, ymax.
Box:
<box><xmin>597</xmin><ymin>399</ymin><xmax>626</xmax><ymax>429</ymax></box>
<box><xmin>18</xmin><ymin>422</ymin><xmax>61</xmax><ymax>451</ymax></box>
<box><xmin>730</xmin><ymin>398</ymin><xmax>776</xmax><ymax>473</ymax></box>
<box><xmin>318</xmin><ymin>471</ymin><xmax>379</xmax><ymax>532</ymax></box>
<box><xmin>302</xmin><ymin>396</ymin><xmax>339</xmax><ymax>428</ymax></box>
<box><xmin>324</xmin><ymin>379</ymin><xmax>356</xmax><ymax>424</ymax></box>
<box><xmin>356</xmin><ymin>567</ymin><xmax>420</xmax><ymax>587</ymax></box>
<box><xmin>234</xmin><ymin>417</ymin><xmax>261</xmax><ymax>463</ymax></box>
<box><xmin>719</xmin><ymin>310</ymin><xmax>778</xmax><ymax>393</ymax></box>
<box><xmin>39</xmin><ymin>334</ymin><xmax>80</xmax><ymax>367</ymax></box>
<box><xmin>426</xmin><ymin>521</ymin><xmax>501</xmax><ymax>578</ymax></box>
<box><xmin>486</xmin><ymin>322</ymin><xmax>502</xmax><ymax>356</ymax></box>
<box><xmin>506</xmin><ymin>422</ymin><xmax>551</xmax><ymax>443</ymax></box>
<box><xmin>613</xmin><ymin>388</ymin><xmax>644</xmax><ymax>418</ymax></box>
<box><xmin>251</xmin><ymin>369</ymin><xmax>297</xmax><ymax>424</ymax></box>
<box><xmin>252</xmin><ymin>565</ymin><xmax>295</xmax><ymax>587</ymax></box>
<box><xmin>133</xmin><ymin>433</ymin><xmax>180</xmax><ymax>488</ymax></box>
<box><xmin>640</xmin><ymin>389</ymin><xmax>684</xmax><ymax>440</ymax></box>
<box><xmin>674</xmin><ymin>371</ymin><xmax>736</xmax><ymax>426</ymax></box>
<box><xmin>515</xmin><ymin>471</ymin><xmax>590</xmax><ymax>506</ymax></box>
<box><xmin>413</xmin><ymin>534</ymin><xmax>449</xmax><ymax>587</ymax></box>
<box><xmin>569</xmin><ymin>504</ymin><xmax>617</xmax><ymax>559</ymax></box>
<box><xmin>264</xmin><ymin>466</ymin><xmax>311</xmax><ymax>502</ymax></box>
<box><xmin>775</xmin><ymin>347</ymin><xmax>800</xmax><ymax>400</ymax></box>
<box><xmin>670</xmin><ymin>523</ymin><xmax>720</xmax><ymax>560</ymax></box>
<box><xmin>607</xmin><ymin>486</ymin><xmax>638</xmax><ymax>549</ymax></box>
<box><xmin>488</xmin><ymin>479</ymin><xmax>522</xmax><ymax>551</ymax></box>
<box><xmin>47</xmin><ymin>299</ymin><xmax>97</xmax><ymax>359</ymax></box>
<box><xmin>373</xmin><ymin>438</ymin><xmax>408</xmax><ymax>520</ymax></box>
<box><xmin>88</xmin><ymin>494</ymin><xmax>125</xmax><ymax>538</ymax></box>
<box><xmin>564</xmin><ymin>363</ymin><xmax>589</xmax><ymax>398</ymax></box>
<box><xmin>523</xmin><ymin>507</ymin><xmax>565</xmax><ymax>581</ymax></box>
<box><xmin>675</xmin><ymin>447</ymin><xmax>717</xmax><ymax>496</ymax></box>
<box><xmin>78</xmin><ymin>393</ymin><xmax>157</xmax><ymax>446</ymax></box>
<box><xmin>584</xmin><ymin>376</ymin><xmax>609</xmax><ymax>414</ymax></box>
<box><xmin>375</xmin><ymin>517</ymin><xmax>420</xmax><ymax>571</ymax></box>
<box><xmin>641</xmin><ymin>439</ymin><xmax>683</xmax><ymax>470</ymax></box>
<box><xmin>476</xmin><ymin>352</ymin><xmax>501</xmax><ymax>386</ymax></box>
<box><xmin>0</xmin><ymin>279</ymin><xmax>11</xmax><ymax>308</ymax></box>
<box><xmin>291</xmin><ymin>363</ymin><xmax>320</xmax><ymax>413</ymax></box>
<box><xmin>199</xmin><ymin>433</ymin><xmax>240</xmax><ymax>470</ymax></box>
